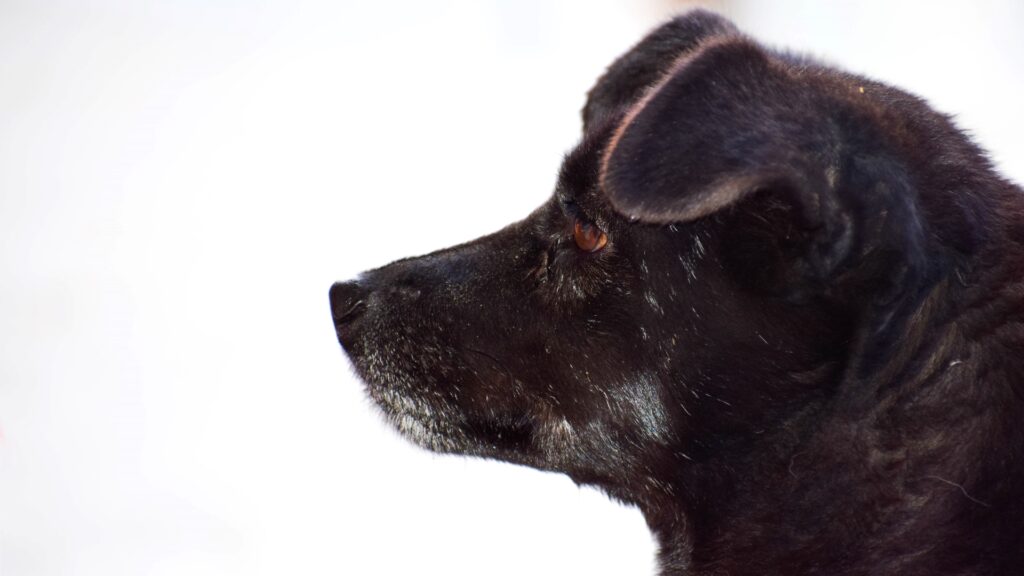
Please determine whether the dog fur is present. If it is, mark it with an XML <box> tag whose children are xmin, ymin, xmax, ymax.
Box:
<box><xmin>330</xmin><ymin>11</ymin><xmax>1024</xmax><ymax>575</ymax></box>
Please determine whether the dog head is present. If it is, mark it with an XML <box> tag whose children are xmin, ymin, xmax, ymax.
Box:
<box><xmin>331</xmin><ymin>8</ymin><xmax>987</xmax><ymax>527</ymax></box>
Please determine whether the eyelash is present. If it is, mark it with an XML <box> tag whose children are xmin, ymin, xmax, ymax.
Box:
<box><xmin>559</xmin><ymin>201</ymin><xmax>608</xmax><ymax>248</ymax></box>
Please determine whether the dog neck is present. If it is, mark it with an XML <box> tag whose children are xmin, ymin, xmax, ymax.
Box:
<box><xmin>631</xmin><ymin>276</ymin><xmax>1024</xmax><ymax>575</ymax></box>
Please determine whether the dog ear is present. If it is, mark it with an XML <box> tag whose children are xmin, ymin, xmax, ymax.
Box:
<box><xmin>602</xmin><ymin>34</ymin><xmax>938</xmax><ymax>378</ymax></box>
<box><xmin>602</xmin><ymin>36</ymin><xmax>936</xmax><ymax>300</ymax></box>
<box><xmin>601</xmin><ymin>38</ymin><xmax>840</xmax><ymax>225</ymax></box>
<box><xmin>582</xmin><ymin>10</ymin><xmax>737</xmax><ymax>132</ymax></box>
<box><xmin>600</xmin><ymin>38</ymin><xmax>885</xmax><ymax>281</ymax></box>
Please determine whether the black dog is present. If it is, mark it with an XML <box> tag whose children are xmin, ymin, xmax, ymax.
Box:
<box><xmin>330</xmin><ymin>11</ymin><xmax>1024</xmax><ymax>575</ymax></box>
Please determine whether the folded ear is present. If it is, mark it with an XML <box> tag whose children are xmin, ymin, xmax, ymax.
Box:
<box><xmin>582</xmin><ymin>10</ymin><xmax>737</xmax><ymax>132</ymax></box>
<box><xmin>601</xmin><ymin>38</ymin><xmax>867</xmax><ymax>279</ymax></box>
<box><xmin>602</xmin><ymin>38</ymin><xmax>839</xmax><ymax>223</ymax></box>
<box><xmin>601</xmin><ymin>35</ymin><xmax>938</xmax><ymax>301</ymax></box>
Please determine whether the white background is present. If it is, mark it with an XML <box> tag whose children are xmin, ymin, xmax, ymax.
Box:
<box><xmin>1</xmin><ymin>1</ymin><xmax>1021</xmax><ymax>574</ymax></box>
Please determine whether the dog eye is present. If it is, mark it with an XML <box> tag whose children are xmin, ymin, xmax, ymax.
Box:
<box><xmin>573</xmin><ymin>218</ymin><xmax>608</xmax><ymax>253</ymax></box>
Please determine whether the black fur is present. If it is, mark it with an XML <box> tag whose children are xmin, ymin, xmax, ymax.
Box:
<box><xmin>331</xmin><ymin>11</ymin><xmax>1024</xmax><ymax>575</ymax></box>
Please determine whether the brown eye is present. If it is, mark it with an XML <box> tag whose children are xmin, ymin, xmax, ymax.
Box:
<box><xmin>573</xmin><ymin>218</ymin><xmax>608</xmax><ymax>252</ymax></box>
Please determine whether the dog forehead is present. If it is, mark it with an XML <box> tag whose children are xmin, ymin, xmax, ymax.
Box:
<box><xmin>556</xmin><ymin>115</ymin><xmax>623</xmax><ymax>210</ymax></box>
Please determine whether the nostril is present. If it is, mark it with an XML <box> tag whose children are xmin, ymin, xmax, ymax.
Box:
<box><xmin>329</xmin><ymin>281</ymin><xmax>369</xmax><ymax>326</ymax></box>
<box><xmin>337</xmin><ymin>298</ymin><xmax>365</xmax><ymax>324</ymax></box>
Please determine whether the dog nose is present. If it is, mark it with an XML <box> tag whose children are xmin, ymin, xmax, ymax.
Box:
<box><xmin>330</xmin><ymin>281</ymin><xmax>369</xmax><ymax>327</ymax></box>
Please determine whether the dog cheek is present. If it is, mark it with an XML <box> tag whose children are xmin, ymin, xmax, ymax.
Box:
<box><xmin>529</xmin><ymin>355</ymin><xmax>679</xmax><ymax>471</ymax></box>
<box><xmin>609</xmin><ymin>373</ymin><xmax>673</xmax><ymax>444</ymax></box>
<box><xmin>541</xmin><ymin>251</ymin><xmax>623</xmax><ymax>311</ymax></box>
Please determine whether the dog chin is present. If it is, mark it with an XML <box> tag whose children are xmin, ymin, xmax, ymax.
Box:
<box><xmin>364</xmin><ymin>378</ymin><xmax>570</xmax><ymax>471</ymax></box>
<box><xmin>365</xmin><ymin>383</ymin><xmax>470</xmax><ymax>453</ymax></box>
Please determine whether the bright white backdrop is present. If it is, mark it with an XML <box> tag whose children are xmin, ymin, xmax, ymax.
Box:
<box><xmin>1</xmin><ymin>1</ymin><xmax>1021</xmax><ymax>575</ymax></box>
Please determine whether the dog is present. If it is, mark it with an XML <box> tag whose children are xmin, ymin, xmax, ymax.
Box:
<box><xmin>330</xmin><ymin>10</ymin><xmax>1024</xmax><ymax>575</ymax></box>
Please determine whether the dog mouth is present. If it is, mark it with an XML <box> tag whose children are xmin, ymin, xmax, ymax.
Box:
<box><xmin>368</xmin><ymin>383</ymin><xmax>543</xmax><ymax>460</ymax></box>
<box><xmin>462</xmin><ymin>413</ymin><xmax>536</xmax><ymax>452</ymax></box>
<box><xmin>353</xmin><ymin>346</ymin><xmax>553</xmax><ymax>462</ymax></box>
